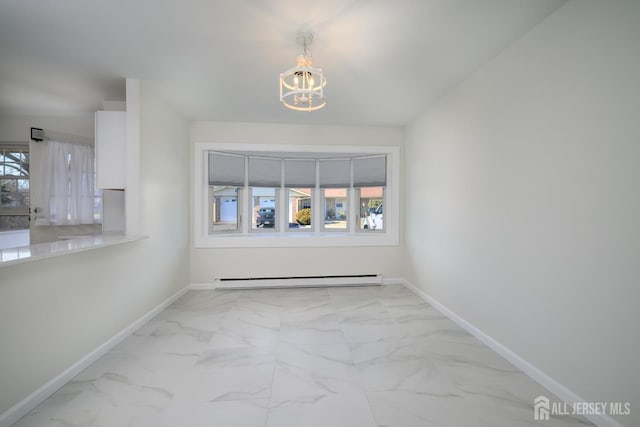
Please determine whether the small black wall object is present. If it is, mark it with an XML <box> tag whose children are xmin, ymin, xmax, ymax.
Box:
<box><xmin>30</xmin><ymin>127</ymin><xmax>44</xmax><ymax>141</ymax></box>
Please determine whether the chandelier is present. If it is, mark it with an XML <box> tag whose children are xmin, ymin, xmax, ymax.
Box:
<box><xmin>280</xmin><ymin>32</ymin><xmax>327</xmax><ymax>112</ymax></box>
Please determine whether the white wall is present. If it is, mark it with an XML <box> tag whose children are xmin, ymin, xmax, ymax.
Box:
<box><xmin>0</xmin><ymin>115</ymin><xmax>95</xmax><ymax>143</ymax></box>
<box><xmin>190</xmin><ymin>121</ymin><xmax>405</xmax><ymax>283</ymax></box>
<box><xmin>0</xmin><ymin>83</ymin><xmax>190</xmax><ymax>415</ymax></box>
<box><xmin>405</xmin><ymin>1</ymin><xmax>639</xmax><ymax>425</ymax></box>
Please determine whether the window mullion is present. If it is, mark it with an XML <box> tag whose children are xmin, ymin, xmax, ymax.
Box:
<box><xmin>313</xmin><ymin>160</ymin><xmax>321</xmax><ymax>233</ymax></box>
<box><xmin>349</xmin><ymin>158</ymin><xmax>355</xmax><ymax>233</ymax></box>
<box><xmin>280</xmin><ymin>160</ymin><xmax>285</xmax><ymax>232</ymax></box>
<box><xmin>278</xmin><ymin>188</ymin><xmax>285</xmax><ymax>232</ymax></box>
<box><xmin>348</xmin><ymin>188</ymin><xmax>356</xmax><ymax>233</ymax></box>
<box><xmin>242</xmin><ymin>157</ymin><xmax>249</xmax><ymax>234</ymax></box>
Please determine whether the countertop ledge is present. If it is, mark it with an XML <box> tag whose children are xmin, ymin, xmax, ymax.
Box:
<box><xmin>0</xmin><ymin>234</ymin><xmax>148</xmax><ymax>268</ymax></box>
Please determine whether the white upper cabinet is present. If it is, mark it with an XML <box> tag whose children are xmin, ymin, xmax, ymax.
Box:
<box><xmin>95</xmin><ymin>111</ymin><xmax>126</xmax><ymax>189</ymax></box>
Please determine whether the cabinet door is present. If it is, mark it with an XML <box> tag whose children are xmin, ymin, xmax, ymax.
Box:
<box><xmin>95</xmin><ymin>111</ymin><xmax>126</xmax><ymax>189</ymax></box>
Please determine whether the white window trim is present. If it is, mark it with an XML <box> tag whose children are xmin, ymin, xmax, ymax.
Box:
<box><xmin>193</xmin><ymin>142</ymin><xmax>400</xmax><ymax>248</ymax></box>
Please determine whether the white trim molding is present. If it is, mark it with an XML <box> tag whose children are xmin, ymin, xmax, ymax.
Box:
<box><xmin>0</xmin><ymin>286</ymin><xmax>189</xmax><ymax>427</ymax></box>
<box><xmin>401</xmin><ymin>279</ymin><xmax>624</xmax><ymax>427</ymax></box>
<box><xmin>189</xmin><ymin>282</ymin><xmax>217</xmax><ymax>290</ymax></box>
<box><xmin>2</xmin><ymin>280</ymin><xmax>624</xmax><ymax>427</ymax></box>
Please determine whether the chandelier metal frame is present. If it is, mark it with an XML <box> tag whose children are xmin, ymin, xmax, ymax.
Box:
<box><xmin>280</xmin><ymin>32</ymin><xmax>327</xmax><ymax>112</ymax></box>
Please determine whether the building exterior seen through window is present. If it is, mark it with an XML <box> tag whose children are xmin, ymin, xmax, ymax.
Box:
<box><xmin>323</xmin><ymin>188</ymin><xmax>348</xmax><ymax>230</ymax></box>
<box><xmin>209</xmin><ymin>186</ymin><xmax>240</xmax><ymax>233</ymax></box>
<box><xmin>252</xmin><ymin>187</ymin><xmax>277</xmax><ymax>230</ymax></box>
<box><xmin>288</xmin><ymin>188</ymin><xmax>312</xmax><ymax>230</ymax></box>
<box><xmin>359</xmin><ymin>186</ymin><xmax>384</xmax><ymax>231</ymax></box>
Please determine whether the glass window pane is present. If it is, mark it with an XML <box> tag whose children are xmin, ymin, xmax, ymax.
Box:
<box><xmin>17</xmin><ymin>179</ymin><xmax>29</xmax><ymax>191</ymax></box>
<box><xmin>252</xmin><ymin>187</ymin><xmax>277</xmax><ymax>230</ymax></box>
<box><xmin>4</xmin><ymin>163</ymin><xmax>22</xmax><ymax>176</ymax></box>
<box><xmin>0</xmin><ymin>215</ymin><xmax>30</xmax><ymax>231</ymax></box>
<box><xmin>0</xmin><ymin>148</ymin><xmax>30</xmax><ymax>232</ymax></box>
<box><xmin>16</xmin><ymin>152</ymin><xmax>28</xmax><ymax>162</ymax></box>
<box><xmin>210</xmin><ymin>186</ymin><xmax>240</xmax><ymax>233</ymax></box>
<box><xmin>16</xmin><ymin>180</ymin><xmax>29</xmax><ymax>207</ymax></box>
<box><xmin>288</xmin><ymin>188</ymin><xmax>312</xmax><ymax>230</ymax></box>
<box><xmin>1</xmin><ymin>179</ymin><xmax>17</xmax><ymax>207</ymax></box>
<box><xmin>359</xmin><ymin>187</ymin><xmax>384</xmax><ymax>231</ymax></box>
<box><xmin>323</xmin><ymin>188</ymin><xmax>348</xmax><ymax>230</ymax></box>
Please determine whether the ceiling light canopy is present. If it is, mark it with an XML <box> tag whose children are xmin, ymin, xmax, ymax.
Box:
<box><xmin>280</xmin><ymin>32</ymin><xmax>327</xmax><ymax>112</ymax></box>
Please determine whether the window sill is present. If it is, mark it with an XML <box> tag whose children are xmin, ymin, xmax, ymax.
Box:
<box><xmin>194</xmin><ymin>232</ymin><xmax>398</xmax><ymax>248</ymax></box>
<box><xmin>0</xmin><ymin>233</ymin><xmax>148</xmax><ymax>268</ymax></box>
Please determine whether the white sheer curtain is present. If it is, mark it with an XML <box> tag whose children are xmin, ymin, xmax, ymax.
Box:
<box><xmin>35</xmin><ymin>140</ymin><xmax>96</xmax><ymax>226</ymax></box>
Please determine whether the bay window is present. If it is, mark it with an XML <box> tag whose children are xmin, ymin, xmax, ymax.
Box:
<box><xmin>194</xmin><ymin>143</ymin><xmax>399</xmax><ymax>247</ymax></box>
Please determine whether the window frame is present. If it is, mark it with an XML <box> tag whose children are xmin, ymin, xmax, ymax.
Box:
<box><xmin>286</xmin><ymin>188</ymin><xmax>314</xmax><ymax>232</ymax></box>
<box><xmin>0</xmin><ymin>144</ymin><xmax>30</xmax><ymax>231</ymax></box>
<box><xmin>209</xmin><ymin>185</ymin><xmax>242</xmax><ymax>234</ymax></box>
<box><xmin>194</xmin><ymin>142</ymin><xmax>399</xmax><ymax>248</ymax></box>
<box><xmin>321</xmin><ymin>187</ymin><xmax>350</xmax><ymax>232</ymax></box>
<box><xmin>249</xmin><ymin>187</ymin><xmax>279</xmax><ymax>232</ymax></box>
<box><xmin>357</xmin><ymin>186</ymin><xmax>385</xmax><ymax>233</ymax></box>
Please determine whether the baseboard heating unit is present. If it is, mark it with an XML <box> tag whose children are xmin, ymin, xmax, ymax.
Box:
<box><xmin>214</xmin><ymin>274</ymin><xmax>382</xmax><ymax>289</ymax></box>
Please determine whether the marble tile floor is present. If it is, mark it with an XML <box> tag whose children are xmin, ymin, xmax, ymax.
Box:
<box><xmin>14</xmin><ymin>285</ymin><xmax>594</xmax><ymax>427</ymax></box>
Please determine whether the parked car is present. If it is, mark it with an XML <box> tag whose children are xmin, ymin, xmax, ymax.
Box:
<box><xmin>361</xmin><ymin>203</ymin><xmax>383</xmax><ymax>230</ymax></box>
<box><xmin>256</xmin><ymin>207</ymin><xmax>275</xmax><ymax>227</ymax></box>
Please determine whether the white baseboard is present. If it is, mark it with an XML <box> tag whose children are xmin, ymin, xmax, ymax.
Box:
<box><xmin>189</xmin><ymin>282</ymin><xmax>216</xmax><ymax>290</ymax></box>
<box><xmin>381</xmin><ymin>277</ymin><xmax>404</xmax><ymax>286</ymax></box>
<box><xmin>192</xmin><ymin>279</ymin><xmax>399</xmax><ymax>291</ymax></box>
<box><xmin>401</xmin><ymin>279</ymin><xmax>623</xmax><ymax>427</ymax></box>
<box><xmin>0</xmin><ymin>285</ymin><xmax>190</xmax><ymax>427</ymax></box>
<box><xmin>3</xmin><ymin>280</ymin><xmax>623</xmax><ymax>427</ymax></box>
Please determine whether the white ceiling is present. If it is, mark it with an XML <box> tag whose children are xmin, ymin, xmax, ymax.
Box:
<box><xmin>0</xmin><ymin>0</ymin><xmax>566</xmax><ymax>126</ymax></box>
